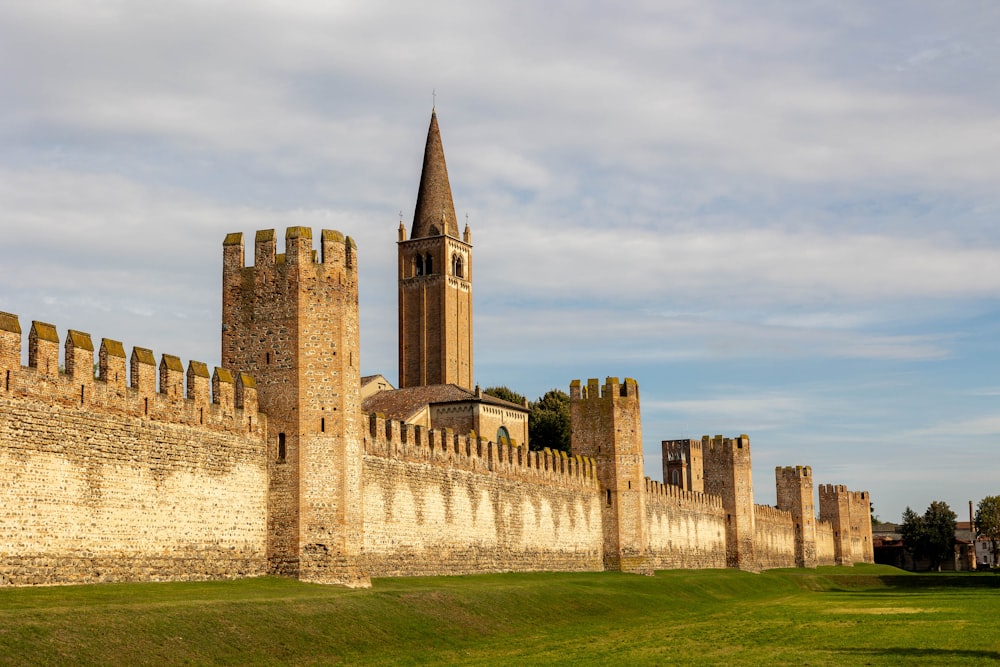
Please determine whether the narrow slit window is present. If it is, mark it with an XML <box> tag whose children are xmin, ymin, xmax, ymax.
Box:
<box><xmin>278</xmin><ymin>433</ymin><xmax>287</xmax><ymax>462</ymax></box>
<box><xmin>606</xmin><ymin>489</ymin><xmax>612</xmax><ymax>506</ymax></box>
<box><xmin>321</xmin><ymin>417</ymin><xmax>325</xmax><ymax>432</ymax></box>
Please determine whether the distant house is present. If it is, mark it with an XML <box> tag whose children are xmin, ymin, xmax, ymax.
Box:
<box><xmin>872</xmin><ymin>521</ymin><xmax>976</xmax><ymax>571</ymax></box>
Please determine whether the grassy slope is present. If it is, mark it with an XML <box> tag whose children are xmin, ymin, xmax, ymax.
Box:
<box><xmin>1</xmin><ymin>566</ymin><xmax>999</xmax><ymax>666</ymax></box>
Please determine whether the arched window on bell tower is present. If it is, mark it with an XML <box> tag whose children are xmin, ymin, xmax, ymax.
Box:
<box><xmin>452</xmin><ymin>253</ymin><xmax>463</xmax><ymax>279</ymax></box>
<box><xmin>425</xmin><ymin>253</ymin><xmax>433</xmax><ymax>275</ymax></box>
<box><xmin>415</xmin><ymin>254</ymin><xmax>424</xmax><ymax>276</ymax></box>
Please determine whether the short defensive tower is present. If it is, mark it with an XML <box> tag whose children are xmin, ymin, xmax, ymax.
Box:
<box><xmin>702</xmin><ymin>434</ymin><xmax>756</xmax><ymax>570</ymax></box>
<box><xmin>570</xmin><ymin>377</ymin><xmax>650</xmax><ymax>574</ymax></box>
<box><xmin>776</xmin><ymin>466</ymin><xmax>817</xmax><ymax>568</ymax></box>
<box><xmin>662</xmin><ymin>438</ymin><xmax>704</xmax><ymax>492</ymax></box>
<box><xmin>819</xmin><ymin>484</ymin><xmax>874</xmax><ymax>566</ymax></box>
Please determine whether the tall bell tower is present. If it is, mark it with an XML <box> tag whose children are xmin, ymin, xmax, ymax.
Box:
<box><xmin>398</xmin><ymin>110</ymin><xmax>474</xmax><ymax>389</ymax></box>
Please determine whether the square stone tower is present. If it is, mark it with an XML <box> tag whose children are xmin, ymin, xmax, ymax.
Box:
<box><xmin>222</xmin><ymin>227</ymin><xmax>367</xmax><ymax>587</ymax></box>
<box><xmin>703</xmin><ymin>434</ymin><xmax>756</xmax><ymax>570</ymax></box>
<box><xmin>570</xmin><ymin>377</ymin><xmax>651</xmax><ymax>574</ymax></box>
<box><xmin>776</xmin><ymin>465</ymin><xmax>817</xmax><ymax>568</ymax></box>
<box><xmin>662</xmin><ymin>438</ymin><xmax>704</xmax><ymax>492</ymax></box>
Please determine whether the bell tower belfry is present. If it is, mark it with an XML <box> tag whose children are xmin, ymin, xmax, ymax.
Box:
<box><xmin>398</xmin><ymin>110</ymin><xmax>474</xmax><ymax>389</ymax></box>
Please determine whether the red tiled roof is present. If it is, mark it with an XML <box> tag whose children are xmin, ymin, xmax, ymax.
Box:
<box><xmin>361</xmin><ymin>384</ymin><xmax>527</xmax><ymax>422</ymax></box>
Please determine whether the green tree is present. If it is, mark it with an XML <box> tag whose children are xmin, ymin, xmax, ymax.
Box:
<box><xmin>975</xmin><ymin>496</ymin><xmax>1000</xmax><ymax>567</ymax></box>
<box><xmin>900</xmin><ymin>506</ymin><xmax>925</xmax><ymax>564</ymax></box>
<box><xmin>923</xmin><ymin>501</ymin><xmax>958</xmax><ymax>570</ymax></box>
<box><xmin>482</xmin><ymin>386</ymin><xmax>526</xmax><ymax>406</ymax></box>
<box><xmin>528</xmin><ymin>389</ymin><xmax>570</xmax><ymax>453</ymax></box>
<box><xmin>901</xmin><ymin>502</ymin><xmax>957</xmax><ymax>571</ymax></box>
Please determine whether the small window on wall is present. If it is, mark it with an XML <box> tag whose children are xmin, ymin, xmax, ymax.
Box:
<box><xmin>425</xmin><ymin>253</ymin><xmax>433</xmax><ymax>274</ymax></box>
<box><xmin>671</xmin><ymin>470</ymin><xmax>681</xmax><ymax>486</ymax></box>
<box><xmin>452</xmin><ymin>253</ymin><xmax>464</xmax><ymax>278</ymax></box>
<box><xmin>278</xmin><ymin>433</ymin><xmax>287</xmax><ymax>462</ymax></box>
<box><xmin>497</xmin><ymin>425</ymin><xmax>511</xmax><ymax>447</ymax></box>
<box><xmin>415</xmin><ymin>255</ymin><xmax>425</xmax><ymax>276</ymax></box>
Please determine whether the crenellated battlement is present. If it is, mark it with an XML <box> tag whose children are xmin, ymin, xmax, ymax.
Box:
<box><xmin>702</xmin><ymin>433</ymin><xmax>751</xmax><ymax>457</ymax></box>
<box><xmin>754</xmin><ymin>503</ymin><xmax>794</xmax><ymax>523</ymax></box>
<box><xmin>223</xmin><ymin>227</ymin><xmax>357</xmax><ymax>284</ymax></box>
<box><xmin>364</xmin><ymin>412</ymin><xmax>597</xmax><ymax>490</ymax></box>
<box><xmin>644</xmin><ymin>477</ymin><xmax>723</xmax><ymax>509</ymax></box>
<box><xmin>777</xmin><ymin>465</ymin><xmax>812</xmax><ymax>481</ymax></box>
<box><xmin>0</xmin><ymin>312</ymin><xmax>261</xmax><ymax>437</ymax></box>
<box><xmin>569</xmin><ymin>376</ymin><xmax>639</xmax><ymax>401</ymax></box>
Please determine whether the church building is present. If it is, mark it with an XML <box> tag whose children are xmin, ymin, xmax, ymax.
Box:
<box><xmin>361</xmin><ymin>110</ymin><xmax>529</xmax><ymax>448</ymax></box>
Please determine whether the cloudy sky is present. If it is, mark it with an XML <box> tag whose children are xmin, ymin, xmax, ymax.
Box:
<box><xmin>2</xmin><ymin>1</ymin><xmax>998</xmax><ymax>522</ymax></box>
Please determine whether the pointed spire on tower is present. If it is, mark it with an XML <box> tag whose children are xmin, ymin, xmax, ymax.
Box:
<box><xmin>411</xmin><ymin>110</ymin><xmax>459</xmax><ymax>239</ymax></box>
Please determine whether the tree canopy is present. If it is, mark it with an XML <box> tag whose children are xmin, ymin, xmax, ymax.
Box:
<box><xmin>528</xmin><ymin>389</ymin><xmax>571</xmax><ymax>453</ymax></box>
<box><xmin>482</xmin><ymin>386</ymin><xmax>526</xmax><ymax>406</ymax></box>
<box><xmin>482</xmin><ymin>386</ymin><xmax>571</xmax><ymax>453</ymax></box>
<box><xmin>901</xmin><ymin>501</ymin><xmax>957</xmax><ymax>571</ymax></box>
<box><xmin>975</xmin><ymin>496</ymin><xmax>1000</xmax><ymax>567</ymax></box>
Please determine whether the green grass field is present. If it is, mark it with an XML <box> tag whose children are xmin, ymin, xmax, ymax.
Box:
<box><xmin>1</xmin><ymin>565</ymin><xmax>998</xmax><ymax>665</ymax></box>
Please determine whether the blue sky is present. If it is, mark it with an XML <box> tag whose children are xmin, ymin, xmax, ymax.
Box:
<box><xmin>2</xmin><ymin>1</ymin><xmax>998</xmax><ymax>522</ymax></box>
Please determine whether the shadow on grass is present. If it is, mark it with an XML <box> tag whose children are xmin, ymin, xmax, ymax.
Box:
<box><xmin>833</xmin><ymin>647</ymin><xmax>1000</xmax><ymax>660</ymax></box>
<box><xmin>826</xmin><ymin>574</ymin><xmax>1000</xmax><ymax>590</ymax></box>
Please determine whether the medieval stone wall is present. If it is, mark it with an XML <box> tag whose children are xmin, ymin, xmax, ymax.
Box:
<box><xmin>815</xmin><ymin>519</ymin><xmax>837</xmax><ymax>566</ymax></box>
<box><xmin>644</xmin><ymin>480</ymin><xmax>726</xmax><ymax>569</ymax></box>
<box><xmin>752</xmin><ymin>504</ymin><xmax>797</xmax><ymax>570</ymax></box>
<box><xmin>362</xmin><ymin>416</ymin><xmax>602</xmax><ymax>575</ymax></box>
<box><xmin>0</xmin><ymin>317</ymin><xmax>267</xmax><ymax>586</ymax></box>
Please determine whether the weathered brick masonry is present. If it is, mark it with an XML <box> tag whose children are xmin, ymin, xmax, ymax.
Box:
<box><xmin>0</xmin><ymin>111</ymin><xmax>874</xmax><ymax>587</ymax></box>
<box><xmin>0</xmin><ymin>317</ymin><xmax>266</xmax><ymax>586</ymax></box>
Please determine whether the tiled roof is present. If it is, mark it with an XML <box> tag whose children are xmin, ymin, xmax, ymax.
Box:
<box><xmin>362</xmin><ymin>384</ymin><xmax>527</xmax><ymax>422</ymax></box>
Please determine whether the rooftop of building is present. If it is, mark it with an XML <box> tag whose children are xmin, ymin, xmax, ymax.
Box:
<box><xmin>361</xmin><ymin>383</ymin><xmax>527</xmax><ymax>423</ymax></box>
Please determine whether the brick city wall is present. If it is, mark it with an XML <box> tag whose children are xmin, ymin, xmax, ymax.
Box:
<box><xmin>815</xmin><ymin>519</ymin><xmax>837</xmax><ymax>566</ymax></box>
<box><xmin>644</xmin><ymin>479</ymin><xmax>726</xmax><ymax>569</ymax></box>
<box><xmin>362</xmin><ymin>415</ymin><xmax>603</xmax><ymax>575</ymax></box>
<box><xmin>0</xmin><ymin>315</ymin><xmax>267</xmax><ymax>586</ymax></box>
<box><xmin>752</xmin><ymin>504</ymin><xmax>797</xmax><ymax>570</ymax></box>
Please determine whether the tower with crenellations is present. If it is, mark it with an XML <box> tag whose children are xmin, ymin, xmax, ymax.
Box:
<box><xmin>776</xmin><ymin>466</ymin><xmax>817</xmax><ymax>568</ymax></box>
<box><xmin>819</xmin><ymin>484</ymin><xmax>874</xmax><ymax>566</ymax></box>
<box><xmin>222</xmin><ymin>226</ymin><xmax>368</xmax><ymax>587</ymax></box>
<box><xmin>570</xmin><ymin>377</ymin><xmax>651</xmax><ymax>574</ymax></box>
<box><xmin>397</xmin><ymin>110</ymin><xmax>474</xmax><ymax>390</ymax></box>
<box><xmin>702</xmin><ymin>434</ymin><xmax>756</xmax><ymax>570</ymax></box>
